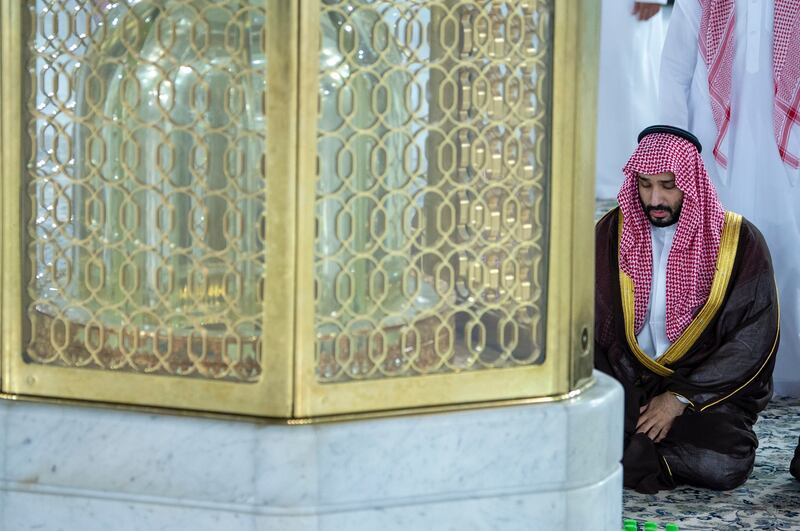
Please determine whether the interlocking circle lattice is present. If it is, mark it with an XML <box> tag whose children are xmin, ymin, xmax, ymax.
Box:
<box><xmin>314</xmin><ymin>1</ymin><xmax>553</xmax><ymax>382</ymax></box>
<box><xmin>26</xmin><ymin>0</ymin><xmax>267</xmax><ymax>381</ymax></box>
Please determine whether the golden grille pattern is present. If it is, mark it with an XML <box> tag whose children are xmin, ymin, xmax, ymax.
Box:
<box><xmin>25</xmin><ymin>0</ymin><xmax>267</xmax><ymax>381</ymax></box>
<box><xmin>315</xmin><ymin>1</ymin><xmax>553</xmax><ymax>382</ymax></box>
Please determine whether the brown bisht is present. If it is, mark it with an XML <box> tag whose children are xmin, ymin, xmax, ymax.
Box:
<box><xmin>595</xmin><ymin>207</ymin><xmax>779</xmax><ymax>493</ymax></box>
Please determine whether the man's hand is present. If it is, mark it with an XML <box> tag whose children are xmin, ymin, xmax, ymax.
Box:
<box><xmin>632</xmin><ymin>2</ymin><xmax>662</xmax><ymax>21</ymax></box>
<box><xmin>636</xmin><ymin>392</ymin><xmax>687</xmax><ymax>442</ymax></box>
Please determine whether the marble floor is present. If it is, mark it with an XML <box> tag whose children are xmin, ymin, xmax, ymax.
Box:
<box><xmin>595</xmin><ymin>198</ymin><xmax>618</xmax><ymax>221</ymax></box>
<box><xmin>623</xmin><ymin>397</ymin><xmax>800</xmax><ymax>531</ymax></box>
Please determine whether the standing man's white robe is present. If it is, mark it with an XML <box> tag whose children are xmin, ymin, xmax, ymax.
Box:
<box><xmin>596</xmin><ymin>0</ymin><xmax>670</xmax><ymax>199</ymax></box>
<box><xmin>660</xmin><ymin>0</ymin><xmax>800</xmax><ymax>395</ymax></box>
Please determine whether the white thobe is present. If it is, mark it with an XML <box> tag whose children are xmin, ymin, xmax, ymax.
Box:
<box><xmin>637</xmin><ymin>224</ymin><xmax>677</xmax><ymax>360</ymax></box>
<box><xmin>660</xmin><ymin>0</ymin><xmax>800</xmax><ymax>395</ymax></box>
<box><xmin>595</xmin><ymin>0</ymin><xmax>670</xmax><ymax>199</ymax></box>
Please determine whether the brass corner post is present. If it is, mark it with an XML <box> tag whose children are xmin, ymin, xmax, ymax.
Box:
<box><xmin>550</xmin><ymin>0</ymin><xmax>599</xmax><ymax>392</ymax></box>
<box><xmin>571</xmin><ymin>0</ymin><xmax>600</xmax><ymax>389</ymax></box>
<box><xmin>293</xmin><ymin>0</ymin><xmax>322</xmax><ymax>419</ymax></box>
<box><xmin>1</xmin><ymin>0</ymin><xmax>24</xmax><ymax>390</ymax></box>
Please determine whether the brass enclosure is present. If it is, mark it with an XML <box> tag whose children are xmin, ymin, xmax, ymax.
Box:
<box><xmin>0</xmin><ymin>0</ymin><xmax>598</xmax><ymax>419</ymax></box>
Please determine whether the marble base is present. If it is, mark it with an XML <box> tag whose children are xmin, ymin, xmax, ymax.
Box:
<box><xmin>0</xmin><ymin>372</ymin><xmax>623</xmax><ymax>531</ymax></box>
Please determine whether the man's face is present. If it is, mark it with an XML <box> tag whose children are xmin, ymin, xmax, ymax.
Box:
<box><xmin>637</xmin><ymin>172</ymin><xmax>684</xmax><ymax>227</ymax></box>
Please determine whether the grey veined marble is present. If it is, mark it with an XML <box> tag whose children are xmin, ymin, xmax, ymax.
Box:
<box><xmin>0</xmin><ymin>373</ymin><xmax>623</xmax><ymax>531</ymax></box>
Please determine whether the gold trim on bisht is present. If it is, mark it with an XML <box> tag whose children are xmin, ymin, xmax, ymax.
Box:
<box><xmin>617</xmin><ymin>210</ymin><xmax>742</xmax><ymax>376</ymax></box>
<box><xmin>662</xmin><ymin>455</ymin><xmax>674</xmax><ymax>480</ymax></box>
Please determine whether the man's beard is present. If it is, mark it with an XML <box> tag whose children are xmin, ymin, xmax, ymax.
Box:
<box><xmin>641</xmin><ymin>200</ymin><xmax>682</xmax><ymax>227</ymax></box>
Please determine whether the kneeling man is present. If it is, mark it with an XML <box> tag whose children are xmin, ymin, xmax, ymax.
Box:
<box><xmin>595</xmin><ymin>126</ymin><xmax>779</xmax><ymax>493</ymax></box>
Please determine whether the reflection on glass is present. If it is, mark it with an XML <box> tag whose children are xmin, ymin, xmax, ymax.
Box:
<box><xmin>314</xmin><ymin>1</ymin><xmax>553</xmax><ymax>383</ymax></box>
<box><xmin>27</xmin><ymin>0</ymin><xmax>267</xmax><ymax>381</ymax></box>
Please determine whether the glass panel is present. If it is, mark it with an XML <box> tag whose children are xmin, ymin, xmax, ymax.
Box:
<box><xmin>25</xmin><ymin>0</ymin><xmax>267</xmax><ymax>382</ymax></box>
<box><xmin>315</xmin><ymin>0</ymin><xmax>553</xmax><ymax>382</ymax></box>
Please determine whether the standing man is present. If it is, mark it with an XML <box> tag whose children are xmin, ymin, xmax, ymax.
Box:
<box><xmin>595</xmin><ymin>125</ymin><xmax>779</xmax><ymax>493</ymax></box>
<box><xmin>659</xmin><ymin>0</ymin><xmax>800</xmax><ymax>398</ymax></box>
<box><xmin>595</xmin><ymin>0</ymin><xmax>671</xmax><ymax>199</ymax></box>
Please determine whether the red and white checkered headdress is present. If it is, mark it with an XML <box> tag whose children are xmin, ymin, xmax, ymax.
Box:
<box><xmin>618</xmin><ymin>130</ymin><xmax>725</xmax><ymax>341</ymax></box>
<box><xmin>700</xmin><ymin>0</ymin><xmax>800</xmax><ymax>168</ymax></box>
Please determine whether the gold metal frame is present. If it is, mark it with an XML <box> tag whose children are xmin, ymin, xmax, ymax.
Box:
<box><xmin>558</xmin><ymin>0</ymin><xmax>599</xmax><ymax>391</ymax></box>
<box><xmin>0</xmin><ymin>0</ymin><xmax>298</xmax><ymax>417</ymax></box>
<box><xmin>0</xmin><ymin>0</ymin><xmax>599</xmax><ymax>419</ymax></box>
<box><xmin>292</xmin><ymin>0</ymin><xmax>599</xmax><ymax>417</ymax></box>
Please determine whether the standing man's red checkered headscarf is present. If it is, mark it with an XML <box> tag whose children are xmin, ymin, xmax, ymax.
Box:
<box><xmin>699</xmin><ymin>0</ymin><xmax>800</xmax><ymax>168</ymax></box>
<box><xmin>618</xmin><ymin>130</ymin><xmax>725</xmax><ymax>341</ymax></box>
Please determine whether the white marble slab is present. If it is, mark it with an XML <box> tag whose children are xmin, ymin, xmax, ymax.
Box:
<box><xmin>0</xmin><ymin>470</ymin><xmax>621</xmax><ymax>531</ymax></box>
<box><xmin>0</xmin><ymin>371</ymin><xmax>623</xmax><ymax>530</ymax></box>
